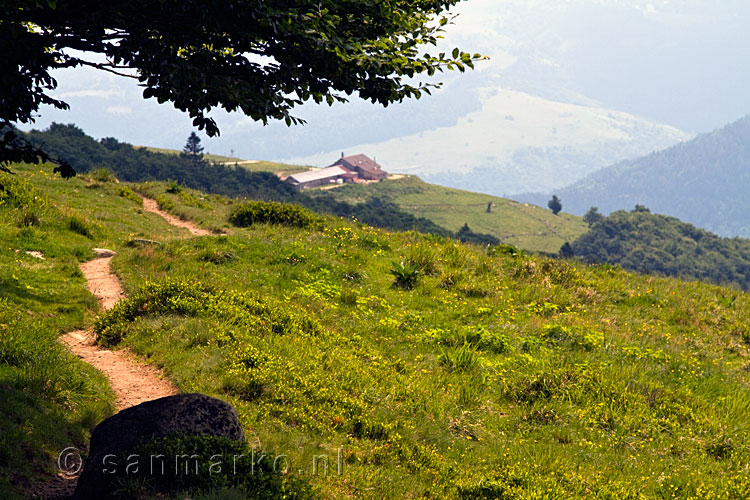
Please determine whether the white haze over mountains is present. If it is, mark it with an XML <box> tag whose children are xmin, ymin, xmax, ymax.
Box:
<box><xmin>19</xmin><ymin>0</ymin><xmax>750</xmax><ymax>196</ymax></box>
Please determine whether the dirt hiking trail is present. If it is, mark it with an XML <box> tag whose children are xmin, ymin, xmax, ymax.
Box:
<box><xmin>42</xmin><ymin>190</ymin><xmax>210</xmax><ymax>498</ymax></box>
<box><xmin>59</xmin><ymin>247</ymin><xmax>177</xmax><ymax>411</ymax></box>
<box><xmin>142</xmin><ymin>196</ymin><xmax>211</xmax><ymax>236</ymax></box>
<box><xmin>61</xmin><ymin>192</ymin><xmax>211</xmax><ymax>407</ymax></box>
<box><xmin>62</xmin><ymin>194</ymin><xmax>215</xmax><ymax>408</ymax></box>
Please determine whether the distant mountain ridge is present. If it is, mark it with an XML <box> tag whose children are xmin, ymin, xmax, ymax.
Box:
<box><xmin>285</xmin><ymin>88</ymin><xmax>691</xmax><ymax>195</ymax></box>
<box><xmin>522</xmin><ymin>115</ymin><xmax>750</xmax><ymax>237</ymax></box>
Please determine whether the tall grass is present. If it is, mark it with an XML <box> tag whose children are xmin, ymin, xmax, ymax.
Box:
<box><xmin>4</xmin><ymin>166</ymin><xmax>750</xmax><ymax>499</ymax></box>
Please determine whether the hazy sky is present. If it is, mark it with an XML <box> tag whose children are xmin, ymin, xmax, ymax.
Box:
<box><xmin>18</xmin><ymin>0</ymin><xmax>750</xmax><ymax>159</ymax></box>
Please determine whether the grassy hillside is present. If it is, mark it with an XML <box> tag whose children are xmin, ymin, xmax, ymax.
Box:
<box><xmin>4</xmin><ymin>163</ymin><xmax>750</xmax><ymax>498</ymax></box>
<box><xmin>23</xmin><ymin>125</ymin><xmax>456</xmax><ymax>238</ymax></box>
<box><xmin>0</xmin><ymin>165</ymin><xmax>205</xmax><ymax>498</ymax></box>
<box><xmin>310</xmin><ymin>175</ymin><xmax>588</xmax><ymax>253</ymax></box>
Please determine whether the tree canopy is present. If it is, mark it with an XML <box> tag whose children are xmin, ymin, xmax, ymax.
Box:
<box><xmin>1</xmin><ymin>0</ymin><xmax>482</xmax><ymax>169</ymax></box>
<box><xmin>583</xmin><ymin>206</ymin><xmax>603</xmax><ymax>227</ymax></box>
<box><xmin>570</xmin><ymin>209</ymin><xmax>750</xmax><ymax>290</ymax></box>
<box><xmin>182</xmin><ymin>132</ymin><xmax>204</xmax><ymax>160</ymax></box>
<box><xmin>548</xmin><ymin>195</ymin><xmax>562</xmax><ymax>215</ymax></box>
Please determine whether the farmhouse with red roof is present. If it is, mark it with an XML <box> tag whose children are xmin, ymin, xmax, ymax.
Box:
<box><xmin>285</xmin><ymin>153</ymin><xmax>389</xmax><ymax>190</ymax></box>
<box><xmin>330</xmin><ymin>153</ymin><xmax>388</xmax><ymax>181</ymax></box>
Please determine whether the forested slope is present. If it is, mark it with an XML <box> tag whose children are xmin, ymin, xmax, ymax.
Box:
<box><xmin>570</xmin><ymin>207</ymin><xmax>750</xmax><ymax>290</ymax></box>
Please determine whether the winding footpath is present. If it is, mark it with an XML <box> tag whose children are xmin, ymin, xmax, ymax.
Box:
<box><xmin>59</xmin><ymin>194</ymin><xmax>211</xmax><ymax>410</ymax></box>
<box><xmin>141</xmin><ymin>197</ymin><xmax>212</xmax><ymax>236</ymax></box>
<box><xmin>59</xmin><ymin>247</ymin><xmax>178</xmax><ymax>411</ymax></box>
<box><xmin>42</xmin><ymin>197</ymin><xmax>209</xmax><ymax>497</ymax></box>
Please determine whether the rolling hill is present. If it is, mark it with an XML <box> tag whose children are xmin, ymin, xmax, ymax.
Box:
<box><xmin>308</xmin><ymin>174</ymin><xmax>588</xmax><ymax>254</ymax></box>
<box><xmin>522</xmin><ymin>115</ymin><xmax>750</xmax><ymax>237</ymax></box>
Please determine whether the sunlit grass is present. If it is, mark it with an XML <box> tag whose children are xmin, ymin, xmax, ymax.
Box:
<box><xmin>2</xmin><ymin>163</ymin><xmax>749</xmax><ymax>499</ymax></box>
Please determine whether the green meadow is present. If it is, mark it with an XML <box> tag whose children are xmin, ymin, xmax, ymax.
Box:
<box><xmin>310</xmin><ymin>175</ymin><xmax>588</xmax><ymax>254</ymax></box>
<box><xmin>1</xmin><ymin>163</ymin><xmax>749</xmax><ymax>499</ymax></box>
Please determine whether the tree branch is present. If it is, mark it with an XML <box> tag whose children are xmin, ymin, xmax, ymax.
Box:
<box><xmin>74</xmin><ymin>59</ymin><xmax>140</xmax><ymax>79</ymax></box>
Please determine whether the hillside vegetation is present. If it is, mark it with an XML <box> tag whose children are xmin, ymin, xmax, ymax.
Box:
<box><xmin>570</xmin><ymin>208</ymin><xmax>750</xmax><ymax>290</ymax></box>
<box><xmin>311</xmin><ymin>175</ymin><xmax>588</xmax><ymax>253</ymax></box>
<box><xmin>528</xmin><ymin>115</ymin><xmax>750</xmax><ymax>237</ymax></box>
<box><xmin>22</xmin><ymin>124</ymin><xmax>504</xmax><ymax>245</ymax></box>
<box><xmin>3</xmin><ymin>163</ymin><xmax>750</xmax><ymax>498</ymax></box>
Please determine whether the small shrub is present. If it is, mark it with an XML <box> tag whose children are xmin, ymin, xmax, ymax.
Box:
<box><xmin>541</xmin><ymin>259</ymin><xmax>585</xmax><ymax>287</ymax></box>
<box><xmin>541</xmin><ymin>324</ymin><xmax>603</xmax><ymax>351</ymax></box>
<box><xmin>441</xmin><ymin>242</ymin><xmax>466</xmax><ymax>270</ymax></box>
<box><xmin>118</xmin><ymin>186</ymin><xmax>142</xmax><ymax>204</ymax></box>
<box><xmin>0</xmin><ymin>175</ymin><xmax>42</xmax><ymax>208</ymax></box>
<box><xmin>350</xmin><ymin>418</ymin><xmax>390</xmax><ymax>440</ymax></box>
<box><xmin>17</xmin><ymin>208</ymin><xmax>41</xmax><ymax>227</ymax></box>
<box><xmin>155</xmin><ymin>194</ymin><xmax>176</xmax><ymax>211</ymax></box>
<box><xmin>178</xmin><ymin>190</ymin><xmax>211</xmax><ymax>209</ymax></box>
<box><xmin>339</xmin><ymin>288</ymin><xmax>359</xmax><ymax>306</ymax></box>
<box><xmin>278</xmin><ymin>251</ymin><xmax>306</xmax><ymax>266</ymax></box>
<box><xmin>511</xmin><ymin>369</ymin><xmax>580</xmax><ymax>404</ymax></box>
<box><xmin>438</xmin><ymin>344</ymin><xmax>479</xmax><ymax>373</ymax></box>
<box><xmin>439</xmin><ymin>270</ymin><xmax>462</xmax><ymax>289</ymax></box>
<box><xmin>435</xmin><ymin>326</ymin><xmax>510</xmax><ymax>355</ymax></box>
<box><xmin>477</xmin><ymin>330</ymin><xmax>511</xmax><ymax>354</ymax></box>
<box><xmin>90</xmin><ymin>168</ymin><xmax>116</xmax><ymax>182</ymax></box>
<box><xmin>341</xmin><ymin>270</ymin><xmax>363</xmax><ymax>282</ymax></box>
<box><xmin>407</xmin><ymin>243</ymin><xmax>438</xmax><ymax>276</ymax></box>
<box><xmin>166</xmin><ymin>179</ymin><xmax>183</xmax><ymax>194</ymax></box>
<box><xmin>459</xmin><ymin>284</ymin><xmax>490</xmax><ymax>298</ymax></box>
<box><xmin>390</xmin><ymin>261</ymin><xmax>420</xmax><ymax>290</ymax></box>
<box><xmin>473</xmin><ymin>258</ymin><xmax>494</xmax><ymax>277</ymax></box>
<box><xmin>223</xmin><ymin>345</ymin><xmax>270</xmax><ymax>401</ymax></box>
<box><xmin>523</xmin><ymin>405</ymin><xmax>559</xmax><ymax>425</ymax></box>
<box><xmin>458</xmin><ymin>383</ymin><xmax>481</xmax><ymax>409</ymax></box>
<box><xmin>229</xmin><ymin>201</ymin><xmax>317</xmax><ymax>228</ymax></box>
<box><xmin>67</xmin><ymin>214</ymin><xmax>93</xmax><ymax>238</ymax></box>
<box><xmin>197</xmin><ymin>249</ymin><xmax>236</xmax><ymax>265</ymax></box>
<box><xmin>705</xmin><ymin>437</ymin><xmax>735</xmax><ymax>460</ymax></box>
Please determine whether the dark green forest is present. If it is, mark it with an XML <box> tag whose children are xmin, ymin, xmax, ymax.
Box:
<box><xmin>569</xmin><ymin>207</ymin><xmax>750</xmax><ymax>290</ymax></box>
<box><xmin>22</xmin><ymin>123</ymin><xmax>497</xmax><ymax>244</ymax></box>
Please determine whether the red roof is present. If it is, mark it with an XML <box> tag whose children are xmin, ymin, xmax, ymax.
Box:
<box><xmin>332</xmin><ymin>154</ymin><xmax>385</xmax><ymax>174</ymax></box>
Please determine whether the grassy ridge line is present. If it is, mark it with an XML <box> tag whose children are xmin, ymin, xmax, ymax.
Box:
<box><xmin>309</xmin><ymin>174</ymin><xmax>588</xmax><ymax>253</ymax></box>
<box><xmin>138</xmin><ymin>145</ymin><xmax>243</xmax><ymax>164</ymax></box>
<box><xmin>107</xmin><ymin>178</ymin><xmax>750</xmax><ymax>498</ymax></box>
<box><xmin>138</xmin><ymin>145</ymin><xmax>310</xmax><ymax>175</ymax></box>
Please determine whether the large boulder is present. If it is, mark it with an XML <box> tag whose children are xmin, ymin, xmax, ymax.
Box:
<box><xmin>74</xmin><ymin>393</ymin><xmax>244</xmax><ymax>499</ymax></box>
